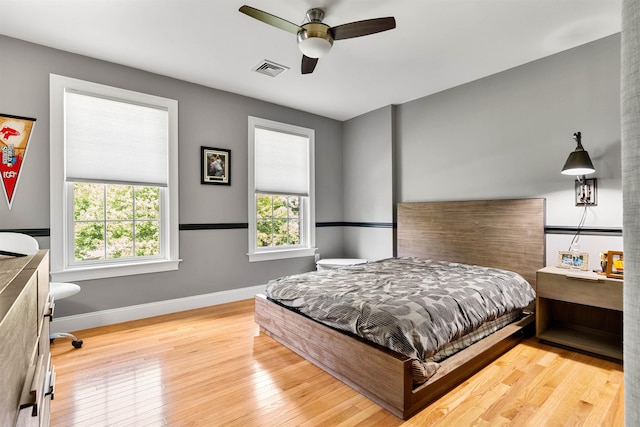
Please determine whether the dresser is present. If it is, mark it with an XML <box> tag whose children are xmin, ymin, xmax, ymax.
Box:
<box><xmin>0</xmin><ymin>250</ymin><xmax>53</xmax><ymax>426</ymax></box>
<box><xmin>536</xmin><ymin>266</ymin><xmax>623</xmax><ymax>361</ymax></box>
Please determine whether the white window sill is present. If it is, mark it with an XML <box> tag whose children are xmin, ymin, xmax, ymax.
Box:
<box><xmin>51</xmin><ymin>259</ymin><xmax>181</xmax><ymax>282</ymax></box>
<box><xmin>248</xmin><ymin>247</ymin><xmax>317</xmax><ymax>262</ymax></box>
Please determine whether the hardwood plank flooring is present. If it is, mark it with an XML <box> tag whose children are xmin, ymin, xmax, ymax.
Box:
<box><xmin>50</xmin><ymin>299</ymin><xmax>623</xmax><ymax>426</ymax></box>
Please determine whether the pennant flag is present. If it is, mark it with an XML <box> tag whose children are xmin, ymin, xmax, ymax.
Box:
<box><xmin>0</xmin><ymin>114</ymin><xmax>36</xmax><ymax>209</ymax></box>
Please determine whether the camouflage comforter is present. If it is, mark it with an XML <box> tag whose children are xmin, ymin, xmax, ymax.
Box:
<box><xmin>265</xmin><ymin>257</ymin><xmax>536</xmax><ymax>383</ymax></box>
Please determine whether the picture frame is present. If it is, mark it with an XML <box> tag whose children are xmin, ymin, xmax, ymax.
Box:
<box><xmin>201</xmin><ymin>146</ymin><xmax>230</xmax><ymax>185</ymax></box>
<box><xmin>606</xmin><ymin>251</ymin><xmax>624</xmax><ymax>279</ymax></box>
<box><xmin>557</xmin><ymin>250</ymin><xmax>589</xmax><ymax>271</ymax></box>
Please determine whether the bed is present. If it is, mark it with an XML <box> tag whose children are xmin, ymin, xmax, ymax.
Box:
<box><xmin>254</xmin><ymin>198</ymin><xmax>545</xmax><ymax>419</ymax></box>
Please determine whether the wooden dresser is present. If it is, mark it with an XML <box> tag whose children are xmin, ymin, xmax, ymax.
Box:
<box><xmin>0</xmin><ymin>250</ymin><xmax>53</xmax><ymax>426</ymax></box>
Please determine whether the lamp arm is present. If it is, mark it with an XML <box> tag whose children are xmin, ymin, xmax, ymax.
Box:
<box><xmin>573</xmin><ymin>131</ymin><xmax>585</xmax><ymax>150</ymax></box>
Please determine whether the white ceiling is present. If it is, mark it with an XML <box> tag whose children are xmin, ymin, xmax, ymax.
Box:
<box><xmin>0</xmin><ymin>0</ymin><xmax>621</xmax><ymax>121</ymax></box>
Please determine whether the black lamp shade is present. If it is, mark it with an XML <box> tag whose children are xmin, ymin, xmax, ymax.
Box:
<box><xmin>561</xmin><ymin>149</ymin><xmax>595</xmax><ymax>175</ymax></box>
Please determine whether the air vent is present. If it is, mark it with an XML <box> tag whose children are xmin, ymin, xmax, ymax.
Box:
<box><xmin>252</xmin><ymin>60</ymin><xmax>289</xmax><ymax>77</ymax></box>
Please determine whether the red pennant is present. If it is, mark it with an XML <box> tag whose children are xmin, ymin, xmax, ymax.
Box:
<box><xmin>0</xmin><ymin>114</ymin><xmax>36</xmax><ymax>210</ymax></box>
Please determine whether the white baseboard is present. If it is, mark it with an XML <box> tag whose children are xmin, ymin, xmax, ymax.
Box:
<box><xmin>50</xmin><ymin>284</ymin><xmax>267</xmax><ymax>334</ymax></box>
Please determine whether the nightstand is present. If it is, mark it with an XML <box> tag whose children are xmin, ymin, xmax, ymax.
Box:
<box><xmin>536</xmin><ymin>266</ymin><xmax>623</xmax><ymax>361</ymax></box>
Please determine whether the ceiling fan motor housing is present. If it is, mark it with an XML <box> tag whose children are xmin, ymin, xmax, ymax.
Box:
<box><xmin>297</xmin><ymin>22</ymin><xmax>333</xmax><ymax>58</ymax></box>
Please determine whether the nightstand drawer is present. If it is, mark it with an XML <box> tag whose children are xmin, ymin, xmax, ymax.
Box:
<box><xmin>537</xmin><ymin>271</ymin><xmax>622</xmax><ymax>311</ymax></box>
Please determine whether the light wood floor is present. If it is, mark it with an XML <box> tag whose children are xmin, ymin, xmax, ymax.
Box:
<box><xmin>50</xmin><ymin>299</ymin><xmax>624</xmax><ymax>426</ymax></box>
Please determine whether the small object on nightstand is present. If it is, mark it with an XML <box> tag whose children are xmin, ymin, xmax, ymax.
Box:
<box><xmin>570</xmin><ymin>244</ymin><xmax>582</xmax><ymax>271</ymax></box>
<box><xmin>600</xmin><ymin>251</ymin><xmax>608</xmax><ymax>272</ymax></box>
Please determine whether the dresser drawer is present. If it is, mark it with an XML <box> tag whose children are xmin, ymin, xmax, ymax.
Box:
<box><xmin>0</xmin><ymin>269</ymin><xmax>38</xmax><ymax>427</ymax></box>
<box><xmin>536</xmin><ymin>271</ymin><xmax>622</xmax><ymax>311</ymax></box>
<box><xmin>15</xmin><ymin>353</ymin><xmax>53</xmax><ymax>427</ymax></box>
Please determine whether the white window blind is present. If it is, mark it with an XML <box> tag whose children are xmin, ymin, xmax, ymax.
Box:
<box><xmin>65</xmin><ymin>91</ymin><xmax>169</xmax><ymax>186</ymax></box>
<box><xmin>254</xmin><ymin>127</ymin><xmax>309</xmax><ymax>196</ymax></box>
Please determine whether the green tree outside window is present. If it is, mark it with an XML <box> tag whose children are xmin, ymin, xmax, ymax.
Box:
<box><xmin>73</xmin><ymin>183</ymin><xmax>160</xmax><ymax>261</ymax></box>
<box><xmin>256</xmin><ymin>194</ymin><xmax>301</xmax><ymax>247</ymax></box>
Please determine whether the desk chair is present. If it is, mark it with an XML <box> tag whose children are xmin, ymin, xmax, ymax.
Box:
<box><xmin>0</xmin><ymin>232</ymin><xmax>83</xmax><ymax>348</ymax></box>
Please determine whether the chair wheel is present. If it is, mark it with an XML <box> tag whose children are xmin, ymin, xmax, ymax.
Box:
<box><xmin>72</xmin><ymin>339</ymin><xmax>83</xmax><ymax>349</ymax></box>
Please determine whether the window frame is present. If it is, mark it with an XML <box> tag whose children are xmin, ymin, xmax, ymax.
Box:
<box><xmin>247</xmin><ymin>116</ymin><xmax>316</xmax><ymax>262</ymax></box>
<box><xmin>50</xmin><ymin>74</ymin><xmax>180</xmax><ymax>281</ymax></box>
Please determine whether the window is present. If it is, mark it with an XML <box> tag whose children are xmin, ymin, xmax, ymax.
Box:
<box><xmin>248</xmin><ymin>117</ymin><xmax>315</xmax><ymax>262</ymax></box>
<box><xmin>73</xmin><ymin>183</ymin><xmax>160</xmax><ymax>260</ymax></box>
<box><xmin>257</xmin><ymin>194</ymin><xmax>300</xmax><ymax>247</ymax></box>
<box><xmin>50</xmin><ymin>75</ymin><xmax>179</xmax><ymax>281</ymax></box>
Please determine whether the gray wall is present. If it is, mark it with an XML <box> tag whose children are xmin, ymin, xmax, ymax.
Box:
<box><xmin>396</xmin><ymin>33</ymin><xmax>621</xmax><ymax>206</ymax></box>
<box><xmin>342</xmin><ymin>105</ymin><xmax>394</xmax><ymax>261</ymax></box>
<box><xmin>343</xmin><ymin>34</ymin><xmax>623</xmax><ymax>271</ymax></box>
<box><xmin>0</xmin><ymin>35</ymin><xmax>345</xmax><ymax>317</ymax></box>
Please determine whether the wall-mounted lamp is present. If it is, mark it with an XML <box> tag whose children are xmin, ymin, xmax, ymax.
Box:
<box><xmin>561</xmin><ymin>131</ymin><xmax>597</xmax><ymax>206</ymax></box>
<box><xmin>561</xmin><ymin>132</ymin><xmax>595</xmax><ymax>176</ymax></box>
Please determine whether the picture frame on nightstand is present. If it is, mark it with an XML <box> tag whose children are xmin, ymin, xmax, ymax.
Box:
<box><xmin>606</xmin><ymin>251</ymin><xmax>624</xmax><ymax>279</ymax></box>
<box><xmin>557</xmin><ymin>250</ymin><xmax>589</xmax><ymax>271</ymax></box>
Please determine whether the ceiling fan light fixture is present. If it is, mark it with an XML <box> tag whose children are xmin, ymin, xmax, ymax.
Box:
<box><xmin>297</xmin><ymin>23</ymin><xmax>333</xmax><ymax>58</ymax></box>
<box><xmin>298</xmin><ymin>36</ymin><xmax>332</xmax><ymax>58</ymax></box>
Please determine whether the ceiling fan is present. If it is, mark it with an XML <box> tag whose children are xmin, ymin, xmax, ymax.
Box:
<box><xmin>239</xmin><ymin>5</ymin><xmax>396</xmax><ymax>74</ymax></box>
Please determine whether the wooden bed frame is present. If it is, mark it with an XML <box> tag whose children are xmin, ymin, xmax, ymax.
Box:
<box><xmin>255</xmin><ymin>198</ymin><xmax>546</xmax><ymax>419</ymax></box>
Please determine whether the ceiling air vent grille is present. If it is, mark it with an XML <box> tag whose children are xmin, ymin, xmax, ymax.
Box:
<box><xmin>253</xmin><ymin>60</ymin><xmax>289</xmax><ymax>77</ymax></box>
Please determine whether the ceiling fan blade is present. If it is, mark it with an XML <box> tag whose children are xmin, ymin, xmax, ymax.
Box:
<box><xmin>331</xmin><ymin>17</ymin><xmax>396</xmax><ymax>40</ymax></box>
<box><xmin>239</xmin><ymin>5</ymin><xmax>301</xmax><ymax>34</ymax></box>
<box><xmin>301</xmin><ymin>55</ymin><xmax>318</xmax><ymax>74</ymax></box>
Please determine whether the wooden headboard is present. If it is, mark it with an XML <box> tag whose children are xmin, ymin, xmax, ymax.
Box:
<box><xmin>397</xmin><ymin>198</ymin><xmax>545</xmax><ymax>288</ymax></box>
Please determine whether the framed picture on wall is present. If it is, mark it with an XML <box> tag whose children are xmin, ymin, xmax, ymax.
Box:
<box><xmin>201</xmin><ymin>146</ymin><xmax>230</xmax><ymax>185</ymax></box>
